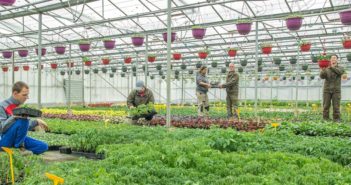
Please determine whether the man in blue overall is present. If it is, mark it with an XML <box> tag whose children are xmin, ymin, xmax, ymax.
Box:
<box><xmin>0</xmin><ymin>81</ymin><xmax>48</xmax><ymax>155</ymax></box>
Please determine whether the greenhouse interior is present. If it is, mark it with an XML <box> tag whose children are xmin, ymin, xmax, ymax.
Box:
<box><xmin>1</xmin><ymin>0</ymin><xmax>351</xmax><ymax>184</ymax></box>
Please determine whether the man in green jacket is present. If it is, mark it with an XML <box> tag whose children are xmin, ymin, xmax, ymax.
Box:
<box><xmin>127</xmin><ymin>80</ymin><xmax>155</xmax><ymax>124</ymax></box>
<box><xmin>320</xmin><ymin>54</ymin><xmax>344</xmax><ymax>122</ymax></box>
<box><xmin>220</xmin><ymin>63</ymin><xmax>240</xmax><ymax>119</ymax></box>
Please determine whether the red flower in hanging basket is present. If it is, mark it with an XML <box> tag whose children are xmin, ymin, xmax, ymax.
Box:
<box><xmin>198</xmin><ymin>49</ymin><xmax>209</xmax><ymax>59</ymax></box>
<box><xmin>148</xmin><ymin>55</ymin><xmax>156</xmax><ymax>63</ymax></box>
<box><xmin>124</xmin><ymin>57</ymin><xmax>132</xmax><ymax>64</ymax></box>
<box><xmin>300</xmin><ymin>43</ymin><xmax>311</xmax><ymax>52</ymax></box>
<box><xmin>13</xmin><ymin>66</ymin><xmax>19</xmax><ymax>72</ymax></box>
<box><xmin>260</xmin><ymin>43</ymin><xmax>272</xmax><ymax>55</ymax></box>
<box><xmin>2</xmin><ymin>66</ymin><xmax>8</xmax><ymax>72</ymax></box>
<box><xmin>342</xmin><ymin>37</ymin><xmax>351</xmax><ymax>49</ymax></box>
<box><xmin>51</xmin><ymin>63</ymin><xmax>58</xmax><ymax>69</ymax></box>
<box><xmin>102</xmin><ymin>58</ymin><xmax>110</xmax><ymax>65</ymax></box>
<box><xmin>173</xmin><ymin>53</ymin><xmax>181</xmax><ymax>60</ymax></box>
<box><xmin>23</xmin><ymin>65</ymin><xmax>30</xmax><ymax>71</ymax></box>
<box><xmin>318</xmin><ymin>54</ymin><xmax>331</xmax><ymax>68</ymax></box>
<box><xmin>84</xmin><ymin>61</ymin><xmax>92</xmax><ymax>66</ymax></box>
<box><xmin>227</xmin><ymin>48</ymin><xmax>237</xmax><ymax>57</ymax></box>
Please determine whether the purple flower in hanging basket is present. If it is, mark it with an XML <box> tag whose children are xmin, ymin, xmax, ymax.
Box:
<box><xmin>339</xmin><ymin>10</ymin><xmax>351</xmax><ymax>25</ymax></box>
<box><xmin>103</xmin><ymin>39</ymin><xmax>116</xmax><ymax>50</ymax></box>
<box><xmin>192</xmin><ymin>26</ymin><xmax>206</xmax><ymax>39</ymax></box>
<box><xmin>2</xmin><ymin>51</ymin><xmax>12</xmax><ymax>59</ymax></box>
<box><xmin>162</xmin><ymin>32</ymin><xmax>176</xmax><ymax>43</ymax></box>
<box><xmin>54</xmin><ymin>46</ymin><xmax>66</xmax><ymax>55</ymax></box>
<box><xmin>285</xmin><ymin>14</ymin><xmax>303</xmax><ymax>31</ymax></box>
<box><xmin>131</xmin><ymin>35</ymin><xmax>144</xmax><ymax>47</ymax></box>
<box><xmin>0</xmin><ymin>0</ymin><xmax>16</xmax><ymax>6</ymax></box>
<box><xmin>18</xmin><ymin>49</ymin><xmax>28</xmax><ymax>57</ymax></box>
<box><xmin>35</xmin><ymin>48</ymin><xmax>46</xmax><ymax>56</ymax></box>
<box><xmin>78</xmin><ymin>40</ymin><xmax>91</xmax><ymax>52</ymax></box>
<box><xmin>235</xmin><ymin>20</ymin><xmax>252</xmax><ymax>35</ymax></box>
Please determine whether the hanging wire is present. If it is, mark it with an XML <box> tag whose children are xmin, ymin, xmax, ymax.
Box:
<box><xmin>67</xmin><ymin>0</ymin><xmax>86</xmax><ymax>23</ymax></box>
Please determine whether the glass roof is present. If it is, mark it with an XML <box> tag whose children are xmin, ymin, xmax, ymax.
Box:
<box><xmin>0</xmin><ymin>0</ymin><xmax>350</xmax><ymax>76</ymax></box>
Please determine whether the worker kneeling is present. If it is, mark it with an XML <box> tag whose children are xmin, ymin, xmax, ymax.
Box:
<box><xmin>127</xmin><ymin>80</ymin><xmax>156</xmax><ymax>124</ymax></box>
<box><xmin>0</xmin><ymin>81</ymin><xmax>49</xmax><ymax>155</ymax></box>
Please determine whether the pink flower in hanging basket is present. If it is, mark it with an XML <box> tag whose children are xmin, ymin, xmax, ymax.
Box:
<box><xmin>54</xmin><ymin>46</ymin><xmax>66</xmax><ymax>55</ymax></box>
<box><xmin>51</xmin><ymin>63</ymin><xmax>58</xmax><ymax>69</ymax></box>
<box><xmin>2</xmin><ymin>51</ymin><xmax>12</xmax><ymax>59</ymax></box>
<box><xmin>192</xmin><ymin>26</ymin><xmax>206</xmax><ymax>39</ymax></box>
<box><xmin>23</xmin><ymin>65</ymin><xmax>30</xmax><ymax>71</ymax></box>
<box><xmin>18</xmin><ymin>49</ymin><xmax>28</xmax><ymax>57</ymax></box>
<box><xmin>285</xmin><ymin>14</ymin><xmax>303</xmax><ymax>31</ymax></box>
<box><xmin>0</xmin><ymin>0</ymin><xmax>16</xmax><ymax>6</ymax></box>
<box><xmin>162</xmin><ymin>32</ymin><xmax>176</xmax><ymax>43</ymax></box>
<box><xmin>235</xmin><ymin>19</ymin><xmax>252</xmax><ymax>35</ymax></box>
<box><xmin>131</xmin><ymin>34</ymin><xmax>144</xmax><ymax>47</ymax></box>
<box><xmin>103</xmin><ymin>39</ymin><xmax>115</xmax><ymax>50</ymax></box>
<box><xmin>339</xmin><ymin>10</ymin><xmax>351</xmax><ymax>25</ymax></box>
<box><xmin>78</xmin><ymin>40</ymin><xmax>91</xmax><ymax>52</ymax></box>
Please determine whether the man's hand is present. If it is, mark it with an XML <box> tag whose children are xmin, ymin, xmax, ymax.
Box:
<box><xmin>36</xmin><ymin>119</ymin><xmax>49</xmax><ymax>132</ymax></box>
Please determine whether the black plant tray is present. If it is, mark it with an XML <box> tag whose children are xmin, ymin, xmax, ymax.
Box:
<box><xmin>12</xmin><ymin>107</ymin><xmax>42</xmax><ymax>117</ymax></box>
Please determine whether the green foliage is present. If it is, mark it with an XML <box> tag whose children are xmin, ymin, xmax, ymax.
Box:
<box><xmin>318</xmin><ymin>54</ymin><xmax>331</xmax><ymax>61</ymax></box>
<box><xmin>235</xmin><ymin>19</ymin><xmax>252</xmax><ymax>24</ymax></box>
<box><xmin>129</xmin><ymin>103</ymin><xmax>155</xmax><ymax>118</ymax></box>
<box><xmin>285</xmin><ymin>13</ymin><xmax>304</xmax><ymax>20</ymax></box>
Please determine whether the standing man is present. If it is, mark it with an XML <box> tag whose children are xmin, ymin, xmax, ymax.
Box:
<box><xmin>220</xmin><ymin>63</ymin><xmax>240</xmax><ymax>119</ymax></box>
<box><xmin>320</xmin><ymin>54</ymin><xmax>344</xmax><ymax>122</ymax></box>
<box><xmin>196</xmin><ymin>66</ymin><xmax>211</xmax><ymax>117</ymax></box>
<box><xmin>127</xmin><ymin>80</ymin><xmax>155</xmax><ymax>124</ymax></box>
<box><xmin>0</xmin><ymin>81</ymin><xmax>48</xmax><ymax>155</ymax></box>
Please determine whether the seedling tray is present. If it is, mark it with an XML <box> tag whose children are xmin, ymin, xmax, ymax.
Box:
<box><xmin>12</xmin><ymin>107</ymin><xmax>42</xmax><ymax>117</ymax></box>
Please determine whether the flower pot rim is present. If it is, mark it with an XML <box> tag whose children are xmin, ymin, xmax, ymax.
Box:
<box><xmin>191</xmin><ymin>25</ymin><xmax>206</xmax><ymax>29</ymax></box>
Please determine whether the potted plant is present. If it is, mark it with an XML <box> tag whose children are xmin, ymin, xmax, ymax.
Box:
<box><xmin>258</xmin><ymin>66</ymin><xmax>263</xmax><ymax>72</ymax></box>
<box><xmin>227</xmin><ymin>48</ymin><xmax>238</xmax><ymax>57</ymax></box>
<box><xmin>60</xmin><ymin>71</ymin><xmax>65</xmax><ymax>76</ymax></box>
<box><xmin>279</xmin><ymin>65</ymin><xmax>285</xmax><ymax>71</ymax></box>
<box><xmin>188</xmin><ymin>70</ymin><xmax>194</xmax><ymax>75</ymax></box>
<box><xmin>156</xmin><ymin>64</ymin><xmax>162</xmax><ymax>71</ymax></box>
<box><xmin>273</xmin><ymin>57</ymin><xmax>281</xmax><ymax>65</ymax></box>
<box><xmin>211</xmin><ymin>61</ymin><xmax>217</xmax><ymax>68</ymax></box>
<box><xmin>198</xmin><ymin>48</ymin><xmax>209</xmax><ymax>59</ymax></box>
<box><xmin>84</xmin><ymin>70</ymin><xmax>90</xmax><ymax>74</ymax></box>
<box><xmin>258</xmin><ymin>58</ymin><xmax>263</xmax><ymax>66</ymax></box>
<box><xmin>23</xmin><ymin>65</ymin><xmax>30</xmax><ymax>71</ymax></box>
<box><xmin>181</xmin><ymin>63</ymin><xmax>187</xmax><ymax>70</ymax></box>
<box><xmin>78</xmin><ymin>40</ymin><xmax>91</xmax><ymax>52</ymax></box>
<box><xmin>124</xmin><ymin>56</ymin><xmax>132</xmax><ymax>64</ymax></box>
<box><xmin>347</xmin><ymin>53</ymin><xmax>351</xmax><ymax>62</ymax></box>
<box><xmin>273</xmin><ymin>76</ymin><xmax>279</xmax><ymax>81</ymax></box>
<box><xmin>50</xmin><ymin>62</ymin><xmax>58</xmax><ymax>69</ymax></box>
<box><xmin>132</xmin><ymin>66</ymin><xmax>137</xmax><ymax>72</ymax></box>
<box><xmin>339</xmin><ymin>9</ymin><xmax>351</xmax><ymax>25</ymax></box>
<box><xmin>196</xmin><ymin>62</ymin><xmax>202</xmax><ymax>69</ymax></box>
<box><xmin>111</xmin><ymin>67</ymin><xmax>117</xmax><ymax>73</ymax></box>
<box><xmin>289</xmin><ymin>57</ymin><xmax>297</xmax><ymax>65</ymax></box>
<box><xmin>150</xmin><ymin>75</ymin><xmax>155</xmax><ymax>80</ymax></box>
<box><xmin>101</xmin><ymin>56</ymin><xmax>110</xmax><ymax>65</ymax></box>
<box><xmin>147</xmin><ymin>54</ymin><xmax>156</xmax><ymax>63</ymax></box>
<box><xmin>2</xmin><ymin>65</ymin><xmax>8</xmax><ymax>72</ymax></box>
<box><xmin>93</xmin><ymin>68</ymin><xmax>99</xmax><ymax>74</ymax></box>
<box><xmin>299</xmin><ymin>40</ymin><xmax>311</xmax><ymax>52</ymax></box>
<box><xmin>192</xmin><ymin>25</ymin><xmax>206</xmax><ymax>39</ymax></box>
<box><xmin>131</xmin><ymin>34</ymin><xmax>145</xmax><ymax>47</ymax></box>
<box><xmin>121</xmin><ymin>73</ymin><xmax>125</xmax><ymax>77</ymax></box>
<box><xmin>102</xmin><ymin>38</ymin><xmax>115</xmax><ymax>50</ymax></box>
<box><xmin>75</xmin><ymin>70</ymin><xmax>81</xmax><ymax>75</ymax></box>
<box><xmin>2</xmin><ymin>51</ymin><xmax>12</xmax><ymax>59</ymax></box>
<box><xmin>342</xmin><ymin>36</ymin><xmax>351</xmax><ymax>49</ymax></box>
<box><xmin>285</xmin><ymin>13</ymin><xmax>303</xmax><ymax>31</ymax></box>
<box><xmin>13</xmin><ymin>66</ymin><xmax>19</xmax><ymax>72</ymax></box>
<box><xmin>109</xmin><ymin>73</ymin><xmax>114</xmax><ymax>78</ymax></box>
<box><xmin>240</xmin><ymin>59</ymin><xmax>247</xmax><ymax>67</ymax></box>
<box><xmin>174</xmin><ymin>70</ymin><xmax>180</xmax><ymax>75</ymax></box>
<box><xmin>122</xmin><ymin>66</ymin><xmax>128</xmax><ymax>72</ymax></box>
<box><xmin>54</xmin><ymin>45</ymin><xmax>66</xmax><ymax>55</ymax></box>
<box><xmin>0</xmin><ymin>0</ymin><xmax>16</xmax><ymax>6</ymax></box>
<box><xmin>159</xmin><ymin>71</ymin><xmax>164</xmax><ymax>76</ymax></box>
<box><xmin>162</xmin><ymin>32</ymin><xmax>176</xmax><ymax>43</ymax></box>
<box><xmin>102</xmin><ymin>67</ymin><xmax>108</xmax><ymax>74</ymax></box>
<box><xmin>221</xmin><ymin>67</ymin><xmax>226</xmax><ymax>74</ymax></box>
<box><xmin>311</xmin><ymin>55</ymin><xmax>318</xmax><ymax>63</ymax></box>
<box><xmin>260</xmin><ymin>42</ymin><xmax>272</xmax><ymax>55</ymax></box>
<box><xmin>301</xmin><ymin>64</ymin><xmax>308</xmax><ymax>71</ymax></box>
<box><xmin>310</xmin><ymin>76</ymin><xmax>315</xmax><ymax>80</ymax></box>
<box><xmin>35</xmin><ymin>48</ymin><xmax>46</xmax><ymax>56</ymax></box>
<box><xmin>317</xmin><ymin>53</ymin><xmax>331</xmax><ymax>68</ymax></box>
<box><xmin>18</xmin><ymin>49</ymin><xmax>28</xmax><ymax>58</ymax></box>
<box><xmin>235</xmin><ymin>19</ymin><xmax>252</xmax><ymax>35</ymax></box>
<box><xmin>162</xmin><ymin>75</ymin><xmax>166</xmax><ymax>79</ymax></box>
<box><xmin>173</xmin><ymin>52</ymin><xmax>181</xmax><ymax>60</ymax></box>
<box><xmin>81</xmin><ymin>56</ymin><xmax>91</xmax><ymax>66</ymax></box>
<box><xmin>238</xmin><ymin>67</ymin><xmax>244</xmax><ymax>73</ymax></box>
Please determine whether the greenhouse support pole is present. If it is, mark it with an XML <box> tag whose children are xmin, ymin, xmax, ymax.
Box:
<box><xmin>166</xmin><ymin>0</ymin><xmax>172</xmax><ymax>127</ymax></box>
<box><xmin>295</xmin><ymin>48</ymin><xmax>301</xmax><ymax>118</ymax></box>
<box><xmin>181</xmin><ymin>71</ymin><xmax>184</xmax><ymax>105</ymax></box>
<box><xmin>254</xmin><ymin>21</ymin><xmax>259</xmax><ymax>118</ymax></box>
<box><xmin>270</xmin><ymin>77</ymin><xmax>273</xmax><ymax>109</ymax></box>
<box><xmin>68</xmin><ymin>44</ymin><xmax>72</xmax><ymax>114</ymax></box>
<box><xmin>145</xmin><ymin>35</ymin><xmax>148</xmax><ymax>86</ymax></box>
<box><xmin>11</xmin><ymin>51</ymin><xmax>14</xmax><ymax>85</ymax></box>
<box><xmin>38</xmin><ymin>13</ymin><xmax>42</xmax><ymax>109</ymax></box>
<box><xmin>82</xmin><ymin>59</ymin><xmax>85</xmax><ymax>107</ymax></box>
<box><xmin>244</xmin><ymin>72</ymin><xmax>247</xmax><ymax>108</ymax></box>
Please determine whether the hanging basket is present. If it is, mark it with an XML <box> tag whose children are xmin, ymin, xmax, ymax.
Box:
<box><xmin>273</xmin><ymin>57</ymin><xmax>281</xmax><ymax>65</ymax></box>
<box><xmin>236</xmin><ymin>22</ymin><xmax>252</xmax><ymax>35</ymax></box>
<box><xmin>18</xmin><ymin>49</ymin><xmax>28</xmax><ymax>57</ymax></box>
<box><xmin>35</xmin><ymin>48</ymin><xmax>46</xmax><ymax>56</ymax></box>
<box><xmin>285</xmin><ymin>17</ymin><xmax>303</xmax><ymax>31</ymax></box>
<box><xmin>54</xmin><ymin>46</ymin><xmax>66</xmax><ymax>55</ymax></box>
<box><xmin>23</xmin><ymin>65</ymin><xmax>30</xmax><ymax>71</ymax></box>
<box><xmin>2</xmin><ymin>51</ymin><xmax>12</xmax><ymax>59</ymax></box>
<box><xmin>102</xmin><ymin>58</ymin><xmax>110</xmax><ymax>65</ymax></box>
<box><xmin>318</xmin><ymin>60</ymin><xmax>330</xmax><ymax>68</ymax></box>
<box><xmin>124</xmin><ymin>57</ymin><xmax>132</xmax><ymax>64</ymax></box>
<box><xmin>192</xmin><ymin>27</ymin><xmax>206</xmax><ymax>39</ymax></box>
<box><xmin>148</xmin><ymin>56</ymin><xmax>156</xmax><ymax>63</ymax></box>
<box><xmin>60</xmin><ymin>71</ymin><xmax>65</xmax><ymax>76</ymax></box>
<box><xmin>311</xmin><ymin>55</ymin><xmax>318</xmax><ymax>63</ymax></box>
<box><xmin>78</xmin><ymin>41</ymin><xmax>91</xmax><ymax>52</ymax></box>
<box><xmin>261</xmin><ymin>47</ymin><xmax>272</xmax><ymax>55</ymax></box>
<box><xmin>84</xmin><ymin>61</ymin><xmax>92</xmax><ymax>66</ymax></box>
<box><xmin>342</xmin><ymin>39</ymin><xmax>351</xmax><ymax>49</ymax></box>
<box><xmin>289</xmin><ymin>57</ymin><xmax>297</xmax><ymax>65</ymax></box>
<box><xmin>93</xmin><ymin>68</ymin><xmax>99</xmax><ymax>74</ymax></box>
<box><xmin>339</xmin><ymin>10</ymin><xmax>351</xmax><ymax>25</ymax></box>
<box><xmin>0</xmin><ymin>0</ymin><xmax>16</xmax><ymax>6</ymax></box>
<box><xmin>173</xmin><ymin>53</ymin><xmax>181</xmax><ymax>60</ymax></box>
<box><xmin>240</xmin><ymin>59</ymin><xmax>247</xmax><ymax>67</ymax></box>
<box><xmin>131</xmin><ymin>36</ymin><xmax>144</xmax><ymax>47</ymax></box>
<box><xmin>300</xmin><ymin>43</ymin><xmax>311</xmax><ymax>52</ymax></box>
<box><xmin>198</xmin><ymin>52</ymin><xmax>208</xmax><ymax>59</ymax></box>
<box><xmin>227</xmin><ymin>49</ymin><xmax>237</xmax><ymax>57</ymax></box>
<box><xmin>347</xmin><ymin>53</ymin><xmax>351</xmax><ymax>62</ymax></box>
<box><xmin>181</xmin><ymin>64</ymin><xmax>187</xmax><ymax>70</ymax></box>
<box><xmin>50</xmin><ymin>63</ymin><xmax>58</xmax><ymax>69</ymax></box>
<box><xmin>75</xmin><ymin>70</ymin><xmax>81</xmax><ymax>75</ymax></box>
<box><xmin>2</xmin><ymin>66</ymin><xmax>9</xmax><ymax>72</ymax></box>
<box><xmin>84</xmin><ymin>70</ymin><xmax>90</xmax><ymax>75</ymax></box>
<box><xmin>301</xmin><ymin>65</ymin><xmax>308</xmax><ymax>71</ymax></box>
<box><xmin>103</xmin><ymin>39</ymin><xmax>116</xmax><ymax>50</ymax></box>
<box><xmin>162</xmin><ymin>32</ymin><xmax>176</xmax><ymax>43</ymax></box>
<box><xmin>279</xmin><ymin>66</ymin><xmax>285</xmax><ymax>71</ymax></box>
<box><xmin>13</xmin><ymin>66</ymin><xmax>19</xmax><ymax>72</ymax></box>
<box><xmin>111</xmin><ymin>67</ymin><xmax>117</xmax><ymax>73</ymax></box>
